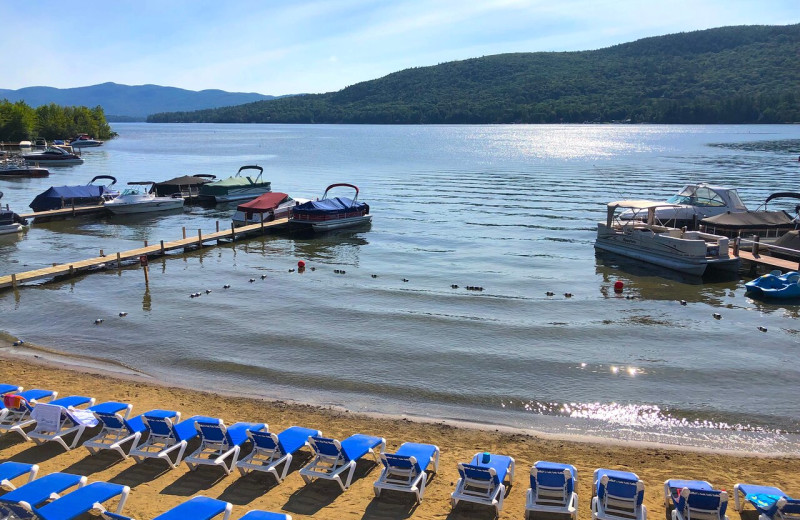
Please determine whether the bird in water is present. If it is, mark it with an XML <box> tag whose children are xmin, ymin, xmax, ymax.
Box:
<box><xmin>94</xmin><ymin>319</ymin><xmax>104</xmax><ymax>325</ymax></box>
<box><xmin>119</xmin><ymin>312</ymin><xmax>128</xmax><ymax>317</ymax></box>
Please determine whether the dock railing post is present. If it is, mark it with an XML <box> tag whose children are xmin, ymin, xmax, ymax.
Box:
<box><xmin>198</xmin><ymin>229</ymin><xmax>203</xmax><ymax>245</ymax></box>
<box><xmin>753</xmin><ymin>235</ymin><xmax>760</xmax><ymax>256</ymax></box>
<box><xmin>216</xmin><ymin>220</ymin><xmax>220</xmax><ymax>233</ymax></box>
<box><xmin>160</xmin><ymin>240</ymin><xmax>165</xmax><ymax>255</ymax></box>
<box><xmin>116</xmin><ymin>252</ymin><xmax>121</xmax><ymax>267</ymax></box>
<box><xmin>182</xmin><ymin>227</ymin><xmax>186</xmax><ymax>239</ymax></box>
<box><xmin>732</xmin><ymin>236</ymin><xmax>740</xmax><ymax>257</ymax></box>
<box><xmin>231</xmin><ymin>223</ymin><xmax>235</xmax><ymax>240</ymax></box>
<box><xmin>144</xmin><ymin>240</ymin><xmax>148</xmax><ymax>248</ymax></box>
<box><xmin>11</xmin><ymin>273</ymin><xmax>16</xmax><ymax>288</ymax></box>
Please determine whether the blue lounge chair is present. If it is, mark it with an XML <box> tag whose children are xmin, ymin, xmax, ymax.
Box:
<box><xmin>28</xmin><ymin>396</ymin><xmax>98</xmax><ymax>450</ymax></box>
<box><xmin>664</xmin><ymin>480</ymin><xmax>713</xmax><ymax>507</ymax></box>
<box><xmin>0</xmin><ymin>389</ymin><xmax>58</xmax><ymax>439</ymax></box>
<box><xmin>733</xmin><ymin>483</ymin><xmax>795</xmax><ymax>520</ymax></box>
<box><xmin>101</xmin><ymin>495</ymin><xmax>232</xmax><ymax>520</ymax></box>
<box><xmin>0</xmin><ymin>384</ymin><xmax>22</xmax><ymax>396</ymax></box>
<box><xmin>236</xmin><ymin>426</ymin><xmax>321</xmax><ymax>483</ymax></box>
<box><xmin>525</xmin><ymin>461</ymin><xmax>578</xmax><ymax>520</ymax></box>
<box><xmin>0</xmin><ymin>472</ymin><xmax>87</xmax><ymax>517</ymax></box>
<box><xmin>84</xmin><ymin>402</ymin><xmax>146</xmax><ymax>459</ymax></box>
<box><xmin>184</xmin><ymin>419</ymin><xmax>267</xmax><ymax>475</ymax></box>
<box><xmin>451</xmin><ymin>451</ymin><xmax>516</xmax><ymax>514</ymax></box>
<box><xmin>591</xmin><ymin>469</ymin><xmax>647</xmax><ymax>520</ymax></box>
<box><xmin>239</xmin><ymin>512</ymin><xmax>292</xmax><ymax>520</ymax></box>
<box><xmin>129</xmin><ymin>410</ymin><xmax>203</xmax><ymax>469</ymax></box>
<box><xmin>4</xmin><ymin>481</ymin><xmax>129</xmax><ymax>520</ymax></box>
<box><xmin>0</xmin><ymin>461</ymin><xmax>39</xmax><ymax>491</ymax></box>
<box><xmin>671</xmin><ymin>487</ymin><xmax>729</xmax><ymax>520</ymax></box>
<box><xmin>299</xmin><ymin>434</ymin><xmax>385</xmax><ymax>491</ymax></box>
<box><xmin>774</xmin><ymin>498</ymin><xmax>800</xmax><ymax>520</ymax></box>
<box><xmin>373</xmin><ymin>442</ymin><xmax>440</xmax><ymax>503</ymax></box>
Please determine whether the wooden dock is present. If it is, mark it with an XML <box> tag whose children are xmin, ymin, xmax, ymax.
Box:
<box><xmin>0</xmin><ymin>218</ymin><xmax>290</xmax><ymax>290</ymax></box>
<box><xmin>18</xmin><ymin>205</ymin><xmax>109</xmax><ymax>221</ymax></box>
<box><xmin>734</xmin><ymin>249</ymin><xmax>800</xmax><ymax>272</ymax></box>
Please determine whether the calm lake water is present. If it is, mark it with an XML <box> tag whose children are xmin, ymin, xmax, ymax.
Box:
<box><xmin>2</xmin><ymin>123</ymin><xmax>800</xmax><ymax>453</ymax></box>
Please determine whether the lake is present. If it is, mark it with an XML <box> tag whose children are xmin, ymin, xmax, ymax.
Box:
<box><xmin>2</xmin><ymin>123</ymin><xmax>799</xmax><ymax>453</ymax></box>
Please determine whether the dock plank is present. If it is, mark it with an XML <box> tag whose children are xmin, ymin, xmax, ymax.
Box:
<box><xmin>734</xmin><ymin>248</ymin><xmax>800</xmax><ymax>272</ymax></box>
<box><xmin>0</xmin><ymin>217</ymin><xmax>289</xmax><ymax>290</ymax></box>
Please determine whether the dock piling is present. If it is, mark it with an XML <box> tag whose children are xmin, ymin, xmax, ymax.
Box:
<box><xmin>753</xmin><ymin>235</ymin><xmax>760</xmax><ymax>256</ymax></box>
<box><xmin>160</xmin><ymin>240</ymin><xmax>165</xmax><ymax>255</ymax></box>
<box><xmin>10</xmin><ymin>274</ymin><xmax>16</xmax><ymax>288</ymax></box>
<box><xmin>216</xmin><ymin>221</ymin><xmax>220</xmax><ymax>233</ymax></box>
<box><xmin>198</xmin><ymin>229</ymin><xmax>203</xmax><ymax>245</ymax></box>
<box><xmin>116</xmin><ymin>252</ymin><xmax>121</xmax><ymax>267</ymax></box>
<box><xmin>182</xmin><ymin>227</ymin><xmax>186</xmax><ymax>239</ymax></box>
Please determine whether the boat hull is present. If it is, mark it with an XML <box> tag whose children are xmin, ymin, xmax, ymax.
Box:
<box><xmin>0</xmin><ymin>223</ymin><xmax>23</xmax><ymax>235</ymax></box>
<box><xmin>105</xmin><ymin>199</ymin><xmax>185</xmax><ymax>214</ymax></box>
<box><xmin>290</xmin><ymin>214</ymin><xmax>372</xmax><ymax>232</ymax></box>
<box><xmin>200</xmin><ymin>186</ymin><xmax>272</xmax><ymax>203</ymax></box>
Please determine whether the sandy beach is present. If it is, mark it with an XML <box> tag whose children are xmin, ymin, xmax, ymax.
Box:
<box><xmin>0</xmin><ymin>356</ymin><xmax>798</xmax><ymax>520</ymax></box>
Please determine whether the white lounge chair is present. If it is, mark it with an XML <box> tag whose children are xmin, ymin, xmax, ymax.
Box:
<box><xmin>451</xmin><ymin>451</ymin><xmax>515</xmax><ymax>514</ymax></box>
<box><xmin>129</xmin><ymin>410</ymin><xmax>195</xmax><ymax>469</ymax></box>
<box><xmin>373</xmin><ymin>442</ymin><xmax>440</xmax><ymax>503</ymax></box>
<box><xmin>0</xmin><ymin>461</ymin><xmax>38</xmax><ymax>491</ymax></box>
<box><xmin>84</xmin><ymin>402</ymin><xmax>146</xmax><ymax>459</ymax></box>
<box><xmin>671</xmin><ymin>487</ymin><xmax>729</xmax><ymax>520</ymax></box>
<box><xmin>591</xmin><ymin>469</ymin><xmax>647</xmax><ymax>520</ymax></box>
<box><xmin>28</xmin><ymin>396</ymin><xmax>98</xmax><ymax>451</ymax></box>
<box><xmin>526</xmin><ymin>461</ymin><xmax>578</xmax><ymax>520</ymax></box>
<box><xmin>299</xmin><ymin>434</ymin><xmax>385</xmax><ymax>491</ymax></box>
<box><xmin>0</xmin><ymin>389</ymin><xmax>58</xmax><ymax>440</ymax></box>
<box><xmin>237</xmin><ymin>426</ymin><xmax>321</xmax><ymax>483</ymax></box>
<box><xmin>184</xmin><ymin>418</ymin><xmax>267</xmax><ymax>475</ymax></box>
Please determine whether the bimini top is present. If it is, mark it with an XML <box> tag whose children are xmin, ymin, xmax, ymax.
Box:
<box><xmin>607</xmin><ymin>200</ymin><xmax>680</xmax><ymax>210</ymax></box>
<box><xmin>666</xmin><ymin>184</ymin><xmax>748</xmax><ymax>212</ymax></box>
<box><xmin>154</xmin><ymin>174</ymin><xmax>216</xmax><ymax>187</ymax></box>
<box><xmin>236</xmin><ymin>192</ymin><xmax>289</xmax><ymax>212</ymax></box>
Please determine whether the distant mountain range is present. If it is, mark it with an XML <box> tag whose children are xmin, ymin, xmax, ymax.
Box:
<box><xmin>0</xmin><ymin>82</ymin><xmax>276</xmax><ymax>120</ymax></box>
<box><xmin>148</xmin><ymin>24</ymin><xmax>800</xmax><ymax>125</ymax></box>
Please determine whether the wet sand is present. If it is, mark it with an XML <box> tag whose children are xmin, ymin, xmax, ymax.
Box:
<box><xmin>0</xmin><ymin>356</ymin><xmax>798</xmax><ymax>519</ymax></box>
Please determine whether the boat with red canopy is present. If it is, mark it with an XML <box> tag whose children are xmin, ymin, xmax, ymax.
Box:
<box><xmin>231</xmin><ymin>192</ymin><xmax>310</xmax><ymax>228</ymax></box>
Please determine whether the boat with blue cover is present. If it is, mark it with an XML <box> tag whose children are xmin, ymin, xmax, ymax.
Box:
<box><xmin>289</xmin><ymin>183</ymin><xmax>371</xmax><ymax>232</ymax></box>
<box><xmin>29</xmin><ymin>175</ymin><xmax>119</xmax><ymax>212</ymax></box>
<box><xmin>745</xmin><ymin>270</ymin><xmax>800</xmax><ymax>299</ymax></box>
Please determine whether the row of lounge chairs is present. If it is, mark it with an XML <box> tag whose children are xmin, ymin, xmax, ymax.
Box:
<box><xmin>1</xmin><ymin>383</ymin><xmax>798</xmax><ymax>519</ymax></box>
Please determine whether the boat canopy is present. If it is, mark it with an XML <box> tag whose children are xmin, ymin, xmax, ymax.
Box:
<box><xmin>701</xmin><ymin>210</ymin><xmax>795</xmax><ymax>229</ymax></box>
<box><xmin>155</xmin><ymin>175</ymin><xmax>215</xmax><ymax>187</ymax></box>
<box><xmin>292</xmin><ymin>197</ymin><xmax>367</xmax><ymax>216</ymax></box>
<box><xmin>666</xmin><ymin>184</ymin><xmax>747</xmax><ymax>211</ymax></box>
<box><xmin>236</xmin><ymin>192</ymin><xmax>289</xmax><ymax>212</ymax></box>
<box><xmin>606</xmin><ymin>200</ymin><xmax>680</xmax><ymax>227</ymax></box>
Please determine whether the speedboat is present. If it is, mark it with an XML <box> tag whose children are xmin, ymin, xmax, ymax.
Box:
<box><xmin>595</xmin><ymin>200</ymin><xmax>740</xmax><ymax>276</ymax></box>
<box><xmin>198</xmin><ymin>165</ymin><xmax>271</xmax><ymax>203</ymax></box>
<box><xmin>289</xmin><ymin>183</ymin><xmax>371</xmax><ymax>232</ymax></box>
<box><xmin>152</xmin><ymin>174</ymin><xmax>216</xmax><ymax>201</ymax></box>
<box><xmin>29</xmin><ymin>175</ymin><xmax>119</xmax><ymax>212</ymax></box>
<box><xmin>69</xmin><ymin>134</ymin><xmax>103</xmax><ymax>147</ymax></box>
<box><xmin>20</xmin><ymin>146</ymin><xmax>84</xmax><ymax>166</ymax></box>
<box><xmin>701</xmin><ymin>192</ymin><xmax>800</xmax><ymax>243</ymax></box>
<box><xmin>745</xmin><ymin>270</ymin><xmax>800</xmax><ymax>299</ymax></box>
<box><xmin>0</xmin><ymin>157</ymin><xmax>49</xmax><ymax>178</ymax></box>
<box><xmin>104</xmin><ymin>182</ymin><xmax>185</xmax><ymax>215</ymax></box>
<box><xmin>232</xmin><ymin>192</ymin><xmax>311</xmax><ymax>227</ymax></box>
<box><xmin>621</xmin><ymin>184</ymin><xmax>747</xmax><ymax>227</ymax></box>
<box><xmin>0</xmin><ymin>191</ymin><xmax>27</xmax><ymax>235</ymax></box>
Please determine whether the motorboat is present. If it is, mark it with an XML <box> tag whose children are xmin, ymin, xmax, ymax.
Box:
<box><xmin>232</xmin><ymin>192</ymin><xmax>311</xmax><ymax>227</ymax></box>
<box><xmin>745</xmin><ymin>270</ymin><xmax>800</xmax><ymax>299</ymax></box>
<box><xmin>104</xmin><ymin>182</ymin><xmax>185</xmax><ymax>215</ymax></box>
<box><xmin>69</xmin><ymin>134</ymin><xmax>103</xmax><ymax>147</ymax></box>
<box><xmin>620</xmin><ymin>184</ymin><xmax>747</xmax><ymax>227</ymax></box>
<box><xmin>0</xmin><ymin>191</ymin><xmax>27</xmax><ymax>235</ymax></box>
<box><xmin>701</xmin><ymin>192</ymin><xmax>800</xmax><ymax>243</ymax></box>
<box><xmin>29</xmin><ymin>175</ymin><xmax>119</xmax><ymax>212</ymax></box>
<box><xmin>152</xmin><ymin>174</ymin><xmax>216</xmax><ymax>201</ymax></box>
<box><xmin>33</xmin><ymin>138</ymin><xmax>47</xmax><ymax>148</ymax></box>
<box><xmin>0</xmin><ymin>157</ymin><xmax>49</xmax><ymax>178</ymax></box>
<box><xmin>198</xmin><ymin>165</ymin><xmax>271</xmax><ymax>203</ymax></box>
<box><xmin>20</xmin><ymin>146</ymin><xmax>84</xmax><ymax>166</ymax></box>
<box><xmin>289</xmin><ymin>183</ymin><xmax>371</xmax><ymax>232</ymax></box>
<box><xmin>595</xmin><ymin>200</ymin><xmax>740</xmax><ymax>276</ymax></box>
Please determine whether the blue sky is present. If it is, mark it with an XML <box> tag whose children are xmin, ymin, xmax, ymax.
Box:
<box><xmin>4</xmin><ymin>0</ymin><xmax>797</xmax><ymax>95</ymax></box>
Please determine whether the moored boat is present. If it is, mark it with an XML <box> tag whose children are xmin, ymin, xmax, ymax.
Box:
<box><xmin>0</xmin><ymin>191</ymin><xmax>27</xmax><ymax>235</ymax></box>
<box><xmin>289</xmin><ymin>183</ymin><xmax>371</xmax><ymax>232</ymax></box>
<box><xmin>104</xmin><ymin>181</ymin><xmax>185</xmax><ymax>215</ymax></box>
<box><xmin>745</xmin><ymin>270</ymin><xmax>800</xmax><ymax>299</ymax></box>
<box><xmin>621</xmin><ymin>184</ymin><xmax>747</xmax><ymax>228</ymax></box>
<box><xmin>152</xmin><ymin>174</ymin><xmax>216</xmax><ymax>201</ymax></box>
<box><xmin>69</xmin><ymin>134</ymin><xmax>103</xmax><ymax>147</ymax></box>
<box><xmin>198</xmin><ymin>165</ymin><xmax>271</xmax><ymax>203</ymax></box>
<box><xmin>232</xmin><ymin>192</ymin><xmax>311</xmax><ymax>227</ymax></box>
<box><xmin>29</xmin><ymin>175</ymin><xmax>119</xmax><ymax>212</ymax></box>
<box><xmin>700</xmin><ymin>192</ymin><xmax>800</xmax><ymax>243</ymax></box>
<box><xmin>0</xmin><ymin>157</ymin><xmax>49</xmax><ymax>178</ymax></box>
<box><xmin>21</xmin><ymin>146</ymin><xmax>84</xmax><ymax>166</ymax></box>
<box><xmin>595</xmin><ymin>200</ymin><xmax>740</xmax><ymax>276</ymax></box>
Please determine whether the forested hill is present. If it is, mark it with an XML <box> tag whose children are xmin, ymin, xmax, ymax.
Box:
<box><xmin>149</xmin><ymin>24</ymin><xmax>800</xmax><ymax>125</ymax></box>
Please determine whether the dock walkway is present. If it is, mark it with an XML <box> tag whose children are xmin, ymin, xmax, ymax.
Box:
<box><xmin>0</xmin><ymin>218</ymin><xmax>288</xmax><ymax>290</ymax></box>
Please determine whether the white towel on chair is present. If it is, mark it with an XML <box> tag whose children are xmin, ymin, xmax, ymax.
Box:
<box><xmin>68</xmin><ymin>408</ymin><xmax>99</xmax><ymax>427</ymax></box>
<box><xmin>31</xmin><ymin>403</ymin><xmax>62</xmax><ymax>432</ymax></box>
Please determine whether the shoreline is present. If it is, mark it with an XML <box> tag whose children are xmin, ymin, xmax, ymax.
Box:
<box><xmin>1</xmin><ymin>356</ymin><xmax>798</xmax><ymax>519</ymax></box>
<box><xmin>1</xmin><ymin>340</ymin><xmax>798</xmax><ymax>458</ymax></box>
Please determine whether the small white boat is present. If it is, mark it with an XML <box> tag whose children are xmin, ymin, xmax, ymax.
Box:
<box><xmin>232</xmin><ymin>192</ymin><xmax>311</xmax><ymax>227</ymax></box>
<box><xmin>104</xmin><ymin>182</ymin><xmax>185</xmax><ymax>215</ymax></box>
<box><xmin>69</xmin><ymin>134</ymin><xmax>103</xmax><ymax>147</ymax></box>
<box><xmin>621</xmin><ymin>184</ymin><xmax>748</xmax><ymax>226</ymax></box>
<box><xmin>289</xmin><ymin>183</ymin><xmax>371</xmax><ymax>232</ymax></box>
<box><xmin>595</xmin><ymin>200</ymin><xmax>740</xmax><ymax>276</ymax></box>
<box><xmin>0</xmin><ymin>191</ymin><xmax>27</xmax><ymax>235</ymax></box>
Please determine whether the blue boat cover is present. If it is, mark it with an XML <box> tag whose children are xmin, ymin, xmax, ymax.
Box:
<box><xmin>292</xmin><ymin>197</ymin><xmax>366</xmax><ymax>216</ymax></box>
<box><xmin>29</xmin><ymin>185</ymin><xmax>115</xmax><ymax>212</ymax></box>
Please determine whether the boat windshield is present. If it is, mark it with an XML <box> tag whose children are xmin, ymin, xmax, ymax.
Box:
<box><xmin>666</xmin><ymin>185</ymin><xmax>736</xmax><ymax>208</ymax></box>
<box><xmin>120</xmin><ymin>188</ymin><xmax>142</xmax><ymax>196</ymax></box>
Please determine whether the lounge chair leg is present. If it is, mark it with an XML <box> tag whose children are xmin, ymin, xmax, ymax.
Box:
<box><xmin>374</xmin><ymin>486</ymin><xmax>381</xmax><ymax>498</ymax></box>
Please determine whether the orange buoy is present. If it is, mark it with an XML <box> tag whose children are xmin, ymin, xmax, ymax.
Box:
<box><xmin>614</xmin><ymin>280</ymin><xmax>624</xmax><ymax>293</ymax></box>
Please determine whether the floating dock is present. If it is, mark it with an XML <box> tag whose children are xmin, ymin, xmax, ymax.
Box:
<box><xmin>0</xmin><ymin>218</ymin><xmax>289</xmax><ymax>290</ymax></box>
<box><xmin>18</xmin><ymin>205</ymin><xmax>109</xmax><ymax>221</ymax></box>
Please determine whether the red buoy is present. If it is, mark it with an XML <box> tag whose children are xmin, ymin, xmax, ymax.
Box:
<box><xmin>298</xmin><ymin>260</ymin><xmax>306</xmax><ymax>268</ymax></box>
<box><xmin>614</xmin><ymin>280</ymin><xmax>624</xmax><ymax>293</ymax></box>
